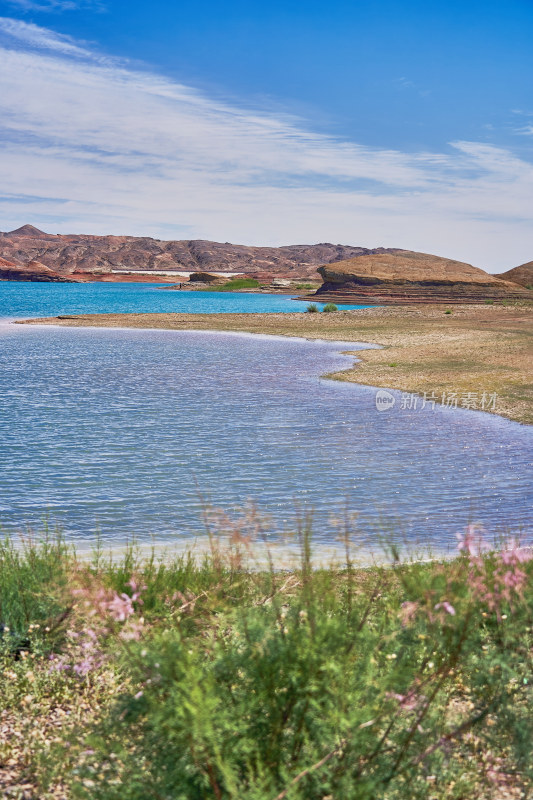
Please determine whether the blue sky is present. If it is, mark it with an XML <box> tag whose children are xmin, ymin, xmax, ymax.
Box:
<box><xmin>0</xmin><ymin>0</ymin><xmax>532</xmax><ymax>269</ymax></box>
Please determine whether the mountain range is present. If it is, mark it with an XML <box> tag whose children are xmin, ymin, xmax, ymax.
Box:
<box><xmin>0</xmin><ymin>225</ymin><xmax>395</xmax><ymax>279</ymax></box>
<box><xmin>0</xmin><ymin>226</ymin><xmax>531</xmax><ymax>303</ymax></box>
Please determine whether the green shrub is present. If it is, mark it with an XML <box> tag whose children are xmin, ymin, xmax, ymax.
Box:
<box><xmin>485</xmin><ymin>299</ymin><xmax>494</xmax><ymax>305</ymax></box>
<box><xmin>210</xmin><ymin>278</ymin><xmax>260</xmax><ymax>292</ymax></box>
<box><xmin>322</xmin><ymin>303</ymin><xmax>338</xmax><ymax>312</ymax></box>
<box><xmin>0</xmin><ymin>533</ymin><xmax>72</xmax><ymax>654</ymax></box>
<box><xmin>44</xmin><ymin>528</ymin><xmax>533</xmax><ymax>800</ymax></box>
<box><xmin>2</xmin><ymin>524</ymin><xmax>531</xmax><ymax>799</ymax></box>
<box><xmin>306</xmin><ymin>303</ymin><xmax>319</xmax><ymax>313</ymax></box>
<box><xmin>444</xmin><ymin>309</ymin><xmax>453</xmax><ymax>314</ymax></box>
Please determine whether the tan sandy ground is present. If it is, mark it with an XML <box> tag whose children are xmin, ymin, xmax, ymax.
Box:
<box><xmin>18</xmin><ymin>302</ymin><xmax>533</xmax><ymax>424</ymax></box>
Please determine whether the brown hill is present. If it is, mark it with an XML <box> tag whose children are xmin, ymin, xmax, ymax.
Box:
<box><xmin>0</xmin><ymin>225</ymin><xmax>396</xmax><ymax>278</ymax></box>
<box><xmin>314</xmin><ymin>250</ymin><xmax>531</xmax><ymax>304</ymax></box>
<box><xmin>8</xmin><ymin>224</ymin><xmax>57</xmax><ymax>239</ymax></box>
<box><xmin>0</xmin><ymin>256</ymin><xmax>76</xmax><ymax>282</ymax></box>
<box><xmin>495</xmin><ymin>262</ymin><xmax>533</xmax><ymax>289</ymax></box>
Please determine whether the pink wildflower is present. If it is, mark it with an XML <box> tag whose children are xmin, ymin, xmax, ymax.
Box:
<box><xmin>464</xmin><ymin>534</ymin><xmax>531</xmax><ymax>618</ymax></box>
<box><xmin>48</xmin><ymin>654</ymin><xmax>70</xmax><ymax>672</ymax></box>
<box><xmin>73</xmin><ymin>658</ymin><xmax>96</xmax><ymax>676</ymax></box>
<box><xmin>502</xmin><ymin>568</ymin><xmax>527</xmax><ymax>592</ymax></box>
<box><xmin>500</xmin><ymin>538</ymin><xmax>533</xmax><ymax>565</ymax></box>
<box><xmin>72</xmin><ymin>578</ymin><xmax>142</xmax><ymax>623</ymax></box>
<box><xmin>434</xmin><ymin>601</ymin><xmax>456</xmax><ymax>616</ymax></box>
<box><xmin>456</xmin><ymin>524</ymin><xmax>489</xmax><ymax>557</ymax></box>
<box><xmin>106</xmin><ymin>592</ymin><xmax>135</xmax><ymax>622</ymax></box>
<box><xmin>119</xmin><ymin>617</ymin><xmax>144</xmax><ymax>642</ymax></box>
<box><xmin>399</xmin><ymin>601</ymin><xmax>419</xmax><ymax>627</ymax></box>
<box><xmin>127</xmin><ymin>578</ymin><xmax>146</xmax><ymax>598</ymax></box>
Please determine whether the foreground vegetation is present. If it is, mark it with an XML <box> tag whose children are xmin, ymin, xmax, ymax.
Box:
<box><xmin>1</xmin><ymin>520</ymin><xmax>531</xmax><ymax>799</ymax></box>
<box><xmin>22</xmin><ymin>301</ymin><xmax>533</xmax><ymax>423</ymax></box>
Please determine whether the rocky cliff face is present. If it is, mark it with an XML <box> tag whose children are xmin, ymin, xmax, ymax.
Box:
<box><xmin>0</xmin><ymin>225</ymin><xmax>396</xmax><ymax>278</ymax></box>
<box><xmin>314</xmin><ymin>251</ymin><xmax>532</xmax><ymax>303</ymax></box>
<box><xmin>0</xmin><ymin>256</ymin><xmax>76</xmax><ymax>282</ymax></box>
<box><xmin>495</xmin><ymin>262</ymin><xmax>533</xmax><ymax>289</ymax></box>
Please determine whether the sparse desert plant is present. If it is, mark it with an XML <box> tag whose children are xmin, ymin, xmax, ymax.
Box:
<box><xmin>485</xmin><ymin>299</ymin><xmax>494</xmax><ymax>305</ymax></box>
<box><xmin>306</xmin><ymin>303</ymin><xmax>319</xmax><ymax>313</ymax></box>
<box><xmin>1</xmin><ymin>516</ymin><xmax>532</xmax><ymax>799</ymax></box>
<box><xmin>322</xmin><ymin>302</ymin><xmax>338</xmax><ymax>312</ymax></box>
<box><xmin>445</xmin><ymin>309</ymin><xmax>453</xmax><ymax>314</ymax></box>
<box><xmin>28</xmin><ymin>521</ymin><xmax>533</xmax><ymax>800</ymax></box>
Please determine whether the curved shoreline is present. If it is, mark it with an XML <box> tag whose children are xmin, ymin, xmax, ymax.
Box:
<box><xmin>4</xmin><ymin>315</ymin><xmax>531</xmax><ymax>547</ymax></box>
<box><xmin>16</xmin><ymin>302</ymin><xmax>533</xmax><ymax>424</ymax></box>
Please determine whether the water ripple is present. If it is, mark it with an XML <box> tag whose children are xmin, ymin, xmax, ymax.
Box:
<box><xmin>0</xmin><ymin>323</ymin><xmax>531</xmax><ymax>550</ymax></box>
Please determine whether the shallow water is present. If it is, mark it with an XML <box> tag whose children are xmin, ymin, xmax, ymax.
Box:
<box><xmin>0</xmin><ymin>322</ymin><xmax>531</xmax><ymax>551</ymax></box>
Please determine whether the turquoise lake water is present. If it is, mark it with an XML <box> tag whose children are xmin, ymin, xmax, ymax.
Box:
<box><xmin>0</xmin><ymin>280</ymin><xmax>370</xmax><ymax>318</ymax></box>
<box><xmin>0</xmin><ymin>282</ymin><xmax>531</xmax><ymax>551</ymax></box>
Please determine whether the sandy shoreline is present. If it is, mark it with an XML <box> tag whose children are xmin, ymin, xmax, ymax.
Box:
<box><xmin>17</xmin><ymin>302</ymin><xmax>533</xmax><ymax>424</ymax></box>
<box><xmin>67</xmin><ymin>536</ymin><xmax>441</xmax><ymax>570</ymax></box>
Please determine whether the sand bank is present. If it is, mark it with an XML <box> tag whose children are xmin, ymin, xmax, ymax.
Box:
<box><xmin>18</xmin><ymin>302</ymin><xmax>533</xmax><ymax>424</ymax></box>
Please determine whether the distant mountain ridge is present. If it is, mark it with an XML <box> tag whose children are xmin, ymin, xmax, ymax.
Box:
<box><xmin>1</xmin><ymin>226</ymin><xmax>531</xmax><ymax>300</ymax></box>
<box><xmin>0</xmin><ymin>225</ymin><xmax>398</xmax><ymax>278</ymax></box>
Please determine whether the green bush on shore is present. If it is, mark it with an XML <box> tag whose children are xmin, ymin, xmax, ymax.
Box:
<box><xmin>208</xmin><ymin>278</ymin><xmax>260</xmax><ymax>292</ymax></box>
<box><xmin>0</xmin><ymin>532</ymin><xmax>71</xmax><ymax>655</ymax></box>
<box><xmin>0</xmin><ymin>524</ymin><xmax>532</xmax><ymax>799</ymax></box>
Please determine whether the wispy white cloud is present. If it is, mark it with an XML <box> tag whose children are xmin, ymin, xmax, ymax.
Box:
<box><xmin>393</xmin><ymin>76</ymin><xmax>431</xmax><ymax>98</ymax></box>
<box><xmin>0</xmin><ymin>17</ymin><xmax>109</xmax><ymax>60</ymax></box>
<box><xmin>510</xmin><ymin>109</ymin><xmax>533</xmax><ymax>137</ymax></box>
<box><xmin>0</xmin><ymin>18</ymin><xmax>531</xmax><ymax>270</ymax></box>
<box><xmin>4</xmin><ymin>0</ymin><xmax>102</xmax><ymax>12</ymax></box>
